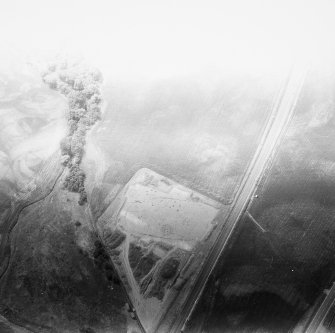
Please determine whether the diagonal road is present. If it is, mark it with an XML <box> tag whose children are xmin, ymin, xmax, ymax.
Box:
<box><xmin>303</xmin><ymin>282</ymin><xmax>335</xmax><ymax>333</ymax></box>
<box><xmin>158</xmin><ymin>64</ymin><xmax>307</xmax><ymax>333</ymax></box>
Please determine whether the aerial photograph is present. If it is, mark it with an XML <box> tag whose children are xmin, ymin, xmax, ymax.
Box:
<box><xmin>0</xmin><ymin>1</ymin><xmax>334</xmax><ymax>332</ymax></box>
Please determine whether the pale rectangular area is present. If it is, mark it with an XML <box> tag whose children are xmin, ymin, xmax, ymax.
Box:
<box><xmin>118</xmin><ymin>168</ymin><xmax>221</xmax><ymax>248</ymax></box>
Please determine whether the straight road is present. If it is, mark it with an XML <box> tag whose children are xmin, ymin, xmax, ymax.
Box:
<box><xmin>304</xmin><ymin>282</ymin><xmax>335</xmax><ymax>333</ymax></box>
<box><xmin>163</xmin><ymin>64</ymin><xmax>307</xmax><ymax>333</ymax></box>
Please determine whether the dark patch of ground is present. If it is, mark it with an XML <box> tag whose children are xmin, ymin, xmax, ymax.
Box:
<box><xmin>159</xmin><ymin>257</ymin><xmax>179</xmax><ymax>279</ymax></box>
<box><xmin>0</xmin><ymin>189</ymin><xmax>127</xmax><ymax>332</ymax></box>
<box><xmin>103</xmin><ymin>229</ymin><xmax>126</xmax><ymax>250</ymax></box>
<box><xmin>203</xmin><ymin>291</ymin><xmax>301</xmax><ymax>333</ymax></box>
<box><xmin>133</xmin><ymin>251</ymin><xmax>160</xmax><ymax>283</ymax></box>
<box><xmin>146</xmin><ymin>256</ymin><xmax>180</xmax><ymax>301</ymax></box>
<box><xmin>93</xmin><ymin>240</ymin><xmax>121</xmax><ymax>285</ymax></box>
<box><xmin>147</xmin><ymin>276</ymin><xmax>168</xmax><ymax>301</ymax></box>
<box><xmin>156</xmin><ymin>242</ymin><xmax>173</xmax><ymax>252</ymax></box>
<box><xmin>128</xmin><ymin>243</ymin><xmax>145</xmax><ymax>270</ymax></box>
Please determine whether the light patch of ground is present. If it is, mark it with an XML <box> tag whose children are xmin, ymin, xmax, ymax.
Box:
<box><xmin>0</xmin><ymin>63</ymin><xmax>67</xmax><ymax>189</ymax></box>
<box><xmin>117</xmin><ymin>168</ymin><xmax>220</xmax><ymax>249</ymax></box>
<box><xmin>189</xmin><ymin>133</ymin><xmax>237</xmax><ymax>179</ymax></box>
<box><xmin>98</xmin><ymin>168</ymin><xmax>221</xmax><ymax>332</ymax></box>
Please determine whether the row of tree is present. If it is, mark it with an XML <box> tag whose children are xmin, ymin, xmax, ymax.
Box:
<box><xmin>42</xmin><ymin>61</ymin><xmax>103</xmax><ymax>205</ymax></box>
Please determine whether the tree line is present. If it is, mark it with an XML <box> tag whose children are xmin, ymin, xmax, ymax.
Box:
<box><xmin>42</xmin><ymin>61</ymin><xmax>103</xmax><ymax>205</ymax></box>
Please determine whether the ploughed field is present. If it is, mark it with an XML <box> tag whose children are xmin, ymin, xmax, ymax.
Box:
<box><xmin>185</xmin><ymin>66</ymin><xmax>335</xmax><ymax>332</ymax></box>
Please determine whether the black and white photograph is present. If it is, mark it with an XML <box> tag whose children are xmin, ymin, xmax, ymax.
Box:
<box><xmin>0</xmin><ymin>1</ymin><xmax>334</xmax><ymax>332</ymax></box>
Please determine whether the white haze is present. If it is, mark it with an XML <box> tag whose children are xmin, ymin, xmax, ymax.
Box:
<box><xmin>0</xmin><ymin>0</ymin><xmax>334</xmax><ymax>81</ymax></box>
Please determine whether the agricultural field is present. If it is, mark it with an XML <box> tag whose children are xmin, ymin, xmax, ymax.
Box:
<box><xmin>185</xmin><ymin>65</ymin><xmax>335</xmax><ymax>332</ymax></box>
